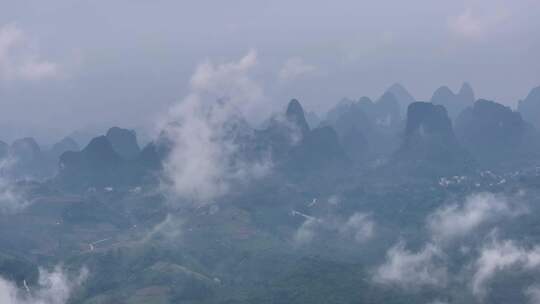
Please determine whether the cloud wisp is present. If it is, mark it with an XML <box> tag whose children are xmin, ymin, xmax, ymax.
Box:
<box><xmin>0</xmin><ymin>157</ymin><xmax>30</xmax><ymax>214</ymax></box>
<box><xmin>471</xmin><ymin>237</ymin><xmax>540</xmax><ymax>299</ymax></box>
<box><xmin>373</xmin><ymin>241</ymin><xmax>447</xmax><ymax>289</ymax></box>
<box><xmin>141</xmin><ymin>213</ymin><xmax>184</xmax><ymax>243</ymax></box>
<box><xmin>0</xmin><ymin>24</ymin><xmax>60</xmax><ymax>83</ymax></box>
<box><xmin>427</xmin><ymin>192</ymin><xmax>522</xmax><ymax>243</ymax></box>
<box><xmin>375</xmin><ymin>192</ymin><xmax>528</xmax><ymax>294</ymax></box>
<box><xmin>338</xmin><ymin>212</ymin><xmax>375</xmax><ymax>243</ymax></box>
<box><xmin>525</xmin><ymin>285</ymin><xmax>540</xmax><ymax>304</ymax></box>
<box><xmin>278</xmin><ymin>57</ymin><xmax>317</xmax><ymax>82</ymax></box>
<box><xmin>161</xmin><ymin>50</ymin><xmax>272</xmax><ymax>205</ymax></box>
<box><xmin>0</xmin><ymin>266</ymin><xmax>87</xmax><ymax>304</ymax></box>
<box><xmin>448</xmin><ymin>6</ymin><xmax>510</xmax><ymax>39</ymax></box>
<box><xmin>294</xmin><ymin>212</ymin><xmax>375</xmax><ymax>245</ymax></box>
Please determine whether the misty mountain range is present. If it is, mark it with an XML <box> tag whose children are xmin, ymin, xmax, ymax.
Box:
<box><xmin>3</xmin><ymin>1</ymin><xmax>540</xmax><ymax>303</ymax></box>
<box><xmin>3</xmin><ymin>83</ymin><xmax>540</xmax><ymax>304</ymax></box>
<box><xmin>3</xmin><ymin>83</ymin><xmax>540</xmax><ymax>186</ymax></box>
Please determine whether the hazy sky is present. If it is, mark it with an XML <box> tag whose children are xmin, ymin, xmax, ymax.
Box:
<box><xmin>1</xmin><ymin>0</ymin><xmax>539</xmax><ymax>144</ymax></box>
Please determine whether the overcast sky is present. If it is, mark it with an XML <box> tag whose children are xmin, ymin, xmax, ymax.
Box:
<box><xmin>1</xmin><ymin>0</ymin><xmax>539</xmax><ymax>144</ymax></box>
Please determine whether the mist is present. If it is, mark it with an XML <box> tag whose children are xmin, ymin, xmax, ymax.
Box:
<box><xmin>1</xmin><ymin>1</ymin><xmax>540</xmax><ymax>303</ymax></box>
<box><xmin>1</xmin><ymin>0</ymin><xmax>539</xmax><ymax>144</ymax></box>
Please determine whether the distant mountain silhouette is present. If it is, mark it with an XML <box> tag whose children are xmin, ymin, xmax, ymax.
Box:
<box><xmin>324</xmin><ymin>95</ymin><xmax>401</xmax><ymax>162</ymax></box>
<box><xmin>386</xmin><ymin>83</ymin><xmax>416</xmax><ymax>114</ymax></box>
<box><xmin>287</xmin><ymin>125</ymin><xmax>348</xmax><ymax>174</ymax></box>
<box><xmin>459</xmin><ymin>82</ymin><xmax>475</xmax><ymax>104</ymax></box>
<box><xmin>325</xmin><ymin>98</ymin><xmax>356</xmax><ymax>122</ymax></box>
<box><xmin>50</xmin><ymin>137</ymin><xmax>80</xmax><ymax>159</ymax></box>
<box><xmin>456</xmin><ymin>99</ymin><xmax>540</xmax><ymax>166</ymax></box>
<box><xmin>430</xmin><ymin>82</ymin><xmax>475</xmax><ymax>119</ymax></box>
<box><xmin>106</xmin><ymin>127</ymin><xmax>141</xmax><ymax>159</ymax></box>
<box><xmin>394</xmin><ymin>102</ymin><xmax>472</xmax><ymax>174</ymax></box>
<box><xmin>57</xmin><ymin>136</ymin><xmax>123</xmax><ymax>190</ymax></box>
<box><xmin>256</xmin><ymin>99</ymin><xmax>348</xmax><ymax>174</ymax></box>
<box><xmin>286</xmin><ymin>99</ymin><xmax>310</xmax><ymax>136</ymax></box>
<box><xmin>10</xmin><ymin>138</ymin><xmax>41</xmax><ymax>163</ymax></box>
<box><xmin>6</xmin><ymin>137</ymin><xmax>54</xmax><ymax>179</ymax></box>
<box><xmin>0</xmin><ymin>140</ymin><xmax>8</xmax><ymax>160</ymax></box>
<box><xmin>56</xmin><ymin>134</ymin><xmax>167</xmax><ymax>192</ymax></box>
<box><xmin>305</xmin><ymin>111</ymin><xmax>321</xmax><ymax>129</ymax></box>
<box><xmin>255</xmin><ymin>99</ymin><xmax>312</xmax><ymax>161</ymax></box>
<box><xmin>322</xmin><ymin>98</ymin><xmax>371</xmax><ymax>162</ymax></box>
<box><xmin>368</xmin><ymin>92</ymin><xmax>402</xmax><ymax>128</ymax></box>
<box><xmin>67</xmin><ymin>129</ymin><xmax>100</xmax><ymax>149</ymax></box>
<box><xmin>136</xmin><ymin>141</ymin><xmax>167</xmax><ymax>172</ymax></box>
<box><xmin>518</xmin><ymin>86</ymin><xmax>540</xmax><ymax>130</ymax></box>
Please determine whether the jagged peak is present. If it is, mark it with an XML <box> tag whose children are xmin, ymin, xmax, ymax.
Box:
<box><xmin>431</xmin><ymin>86</ymin><xmax>455</xmax><ymax>101</ymax></box>
<box><xmin>388</xmin><ymin>82</ymin><xmax>407</xmax><ymax>91</ymax></box>
<box><xmin>405</xmin><ymin>102</ymin><xmax>452</xmax><ymax>136</ymax></box>
<box><xmin>0</xmin><ymin>140</ymin><xmax>8</xmax><ymax>158</ymax></box>
<box><xmin>105</xmin><ymin>126</ymin><xmax>140</xmax><ymax>159</ymax></box>
<box><xmin>106</xmin><ymin>126</ymin><xmax>136</xmax><ymax>138</ymax></box>
<box><xmin>286</xmin><ymin>99</ymin><xmax>310</xmax><ymax>133</ymax></box>
<box><xmin>525</xmin><ymin>85</ymin><xmax>540</xmax><ymax>101</ymax></box>
<box><xmin>11</xmin><ymin>137</ymin><xmax>41</xmax><ymax>156</ymax></box>
<box><xmin>286</xmin><ymin>99</ymin><xmax>305</xmax><ymax>117</ymax></box>
<box><xmin>51</xmin><ymin>137</ymin><xmax>80</xmax><ymax>157</ymax></box>
<box><xmin>458</xmin><ymin>82</ymin><xmax>475</xmax><ymax>103</ymax></box>
<box><xmin>358</xmin><ymin>96</ymin><xmax>373</xmax><ymax>105</ymax></box>
<box><xmin>517</xmin><ymin>86</ymin><xmax>540</xmax><ymax>125</ymax></box>
<box><xmin>84</xmin><ymin>136</ymin><xmax>117</xmax><ymax>155</ymax></box>
<box><xmin>387</xmin><ymin>83</ymin><xmax>415</xmax><ymax>102</ymax></box>
<box><xmin>337</xmin><ymin>97</ymin><xmax>355</xmax><ymax>107</ymax></box>
<box><xmin>377</xmin><ymin>90</ymin><xmax>399</xmax><ymax>105</ymax></box>
<box><xmin>472</xmin><ymin>99</ymin><xmax>519</xmax><ymax>116</ymax></box>
<box><xmin>55</xmin><ymin>137</ymin><xmax>79</xmax><ymax>149</ymax></box>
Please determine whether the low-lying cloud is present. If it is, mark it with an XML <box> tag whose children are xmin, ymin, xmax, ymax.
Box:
<box><xmin>427</xmin><ymin>192</ymin><xmax>521</xmax><ymax>243</ymax></box>
<box><xmin>294</xmin><ymin>217</ymin><xmax>319</xmax><ymax>245</ymax></box>
<box><xmin>278</xmin><ymin>57</ymin><xmax>317</xmax><ymax>82</ymax></box>
<box><xmin>141</xmin><ymin>213</ymin><xmax>184</xmax><ymax>243</ymax></box>
<box><xmin>448</xmin><ymin>6</ymin><xmax>510</xmax><ymax>39</ymax></box>
<box><xmin>376</xmin><ymin>192</ymin><xmax>529</xmax><ymax>294</ymax></box>
<box><xmin>373</xmin><ymin>241</ymin><xmax>447</xmax><ymax>289</ymax></box>
<box><xmin>0</xmin><ymin>157</ymin><xmax>30</xmax><ymax>214</ymax></box>
<box><xmin>525</xmin><ymin>285</ymin><xmax>540</xmax><ymax>304</ymax></box>
<box><xmin>471</xmin><ymin>237</ymin><xmax>540</xmax><ymax>299</ymax></box>
<box><xmin>0</xmin><ymin>266</ymin><xmax>87</xmax><ymax>304</ymax></box>
<box><xmin>338</xmin><ymin>213</ymin><xmax>375</xmax><ymax>243</ymax></box>
<box><xmin>162</xmin><ymin>50</ymin><xmax>271</xmax><ymax>205</ymax></box>
<box><xmin>0</xmin><ymin>24</ymin><xmax>60</xmax><ymax>83</ymax></box>
<box><xmin>294</xmin><ymin>212</ymin><xmax>375</xmax><ymax>245</ymax></box>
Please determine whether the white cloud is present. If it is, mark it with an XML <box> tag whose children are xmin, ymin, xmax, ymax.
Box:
<box><xmin>0</xmin><ymin>24</ymin><xmax>60</xmax><ymax>82</ymax></box>
<box><xmin>372</xmin><ymin>192</ymin><xmax>534</xmax><ymax>296</ymax></box>
<box><xmin>471</xmin><ymin>238</ymin><xmax>540</xmax><ymax>299</ymax></box>
<box><xmin>18</xmin><ymin>61</ymin><xmax>58</xmax><ymax>81</ymax></box>
<box><xmin>373</xmin><ymin>241</ymin><xmax>447</xmax><ymax>289</ymax></box>
<box><xmin>0</xmin><ymin>157</ymin><xmax>30</xmax><ymax>214</ymax></box>
<box><xmin>294</xmin><ymin>217</ymin><xmax>319</xmax><ymax>245</ymax></box>
<box><xmin>448</xmin><ymin>6</ymin><xmax>510</xmax><ymax>39</ymax></box>
<box><xmin>162</xmin><ymin>50</ymin><xmax>271</xmax><ymax>204</ymax></box>
<box><xmin>448</xmin><ymin>9</ymin><xmax>484</xmax><ymax>38</ymax></box>
<box><xmin>327</xmin><ymin>195</ymin><xmax>340</xmax><ymax>206</ymax></box>
<box><xmin>427</xmin><ymin>193</ymin><xmax>521</xmax><ymax>243</ymax></box>
<box><xmin>525</xmin><ymin>285</ymin><xmax>540</xmax><ymax>304</ymax></box>
<box><xmin>278</xmin><ymin>57</ymin><xmax>317</xmax><ymax>82</ymax></box>
<box><xmin>338</xmin><ymin>212</ymin><xmax>374</xmax><ymax>243</ymax></box>
<box><xmin>293</xmin><ymin>212</ymin><xmax>375</xmax><ymax>245</ymax></box>
<box><xmin>0</xmin><ymin>266</ymin><xmax>87</xmax><ymax>304</ymax></box>
<box><xmin>142</xmin><ymin>213</ymin><xmax>183</xmax><ymax>243</ymax></box>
